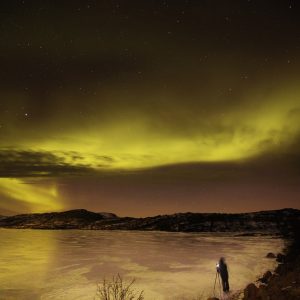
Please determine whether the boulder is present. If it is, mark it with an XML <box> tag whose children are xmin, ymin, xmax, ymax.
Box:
<box><xmin>244</xmin><ymin>283</ymin><xmax>259</xmax><ymax>299</ymax></box>
<box><xmin>276</xmin><ymin>263</ymin><xmax>286</xmax><ymax>275</ymax></box>
<box><xmin>259</xmin><ymin>270</ymin><xmax>272</xmax><ymax>284</ymax></box>
<box><xmin>266</xmin><ymin>252</ymin><xmax>276</xmax><ymax>258</ymax></box>
<box><xmin>276</xmin><ymin>253</ymin><xmax>286</xmax><ymax>263</ymax></box>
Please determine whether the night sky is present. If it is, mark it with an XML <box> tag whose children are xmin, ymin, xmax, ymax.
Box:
<box><xmin>0</xmin><ymin>1</ymin><xmax>300</xmax><ymax>216</ymax></box>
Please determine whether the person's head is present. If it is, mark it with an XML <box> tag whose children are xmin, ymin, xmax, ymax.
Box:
<box><xmin>219</xmin><ymin>257</ymin><xmax>225</xmax><ymax>264</ymax></box>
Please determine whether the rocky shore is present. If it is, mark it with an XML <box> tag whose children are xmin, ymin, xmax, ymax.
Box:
<box><xmin>242</xmin><ymin>233</ymin><xmax>300</xmax><ymax>300</ymax></box>
<box><xmin>227</xmin><ymin>221</ymin><xmax>300</xmax><ymax>300</ymax></box>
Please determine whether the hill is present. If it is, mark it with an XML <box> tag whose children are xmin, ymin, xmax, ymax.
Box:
<box><xmin>0</xmin><ymin>208</ymin><xmax>299</xmax><ymax>233</ymax></box>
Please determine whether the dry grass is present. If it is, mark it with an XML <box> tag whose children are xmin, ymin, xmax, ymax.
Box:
<box><xmin>94</xmin><ymin>274</ymin><xmax>144</xmax><ymax>300</ymax></box>
<box><xmin>95</xmin><ymin>274</ymin><xmax>243</xmax><ymax>300</ymax></box>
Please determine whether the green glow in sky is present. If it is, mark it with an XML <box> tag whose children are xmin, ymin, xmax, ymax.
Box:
<box><xmin>1</xmin><ymin>1</ymin><xmax>300</xmax><ymax>214</ymax></box>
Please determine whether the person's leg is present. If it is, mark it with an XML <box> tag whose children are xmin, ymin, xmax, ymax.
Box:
<box><xmin>221</xmin><ymin>279</ymin><xmax>226</xmax><ymax>292</ymax></box>
<box><xmin>225</xmin><ymin>279</ymin><xmax>230</xmax><ymax>292</ymax></box>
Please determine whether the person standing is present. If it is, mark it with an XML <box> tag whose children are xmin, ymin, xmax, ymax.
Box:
<box><xmin>217</xmin><ymin>257</ymin><xmax>230</xmax><ymax>292</ymax></box>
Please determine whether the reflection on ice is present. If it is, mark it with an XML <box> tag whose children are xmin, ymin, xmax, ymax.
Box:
<box><xmin>0</xmin><ymin>229</ymin><xmax>283</xmax><ymax>299</ymax></box>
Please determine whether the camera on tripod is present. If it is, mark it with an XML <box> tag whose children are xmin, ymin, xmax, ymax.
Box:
<box><xmin>213</xmin><ymin>262</ymin><xmax>222</xmax><ymax>298</ymax></box>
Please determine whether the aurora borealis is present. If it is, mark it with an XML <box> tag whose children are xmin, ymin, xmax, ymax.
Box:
<box><xmin>0</xmin><ymin>1</ymin><xmax>299</xmax><ymax>216</ymax></box>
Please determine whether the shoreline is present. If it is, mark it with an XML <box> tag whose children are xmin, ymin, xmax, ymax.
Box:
<box><xmin>238</xmin><ymin>232</ymin><xmax>300</xmax><ymax>300</ymax></box>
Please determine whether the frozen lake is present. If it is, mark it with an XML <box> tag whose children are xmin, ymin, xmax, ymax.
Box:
<box><xmin>0</xmin><ymin>229</ymin><xmax>283</xmax><ymax>299</ymax></box>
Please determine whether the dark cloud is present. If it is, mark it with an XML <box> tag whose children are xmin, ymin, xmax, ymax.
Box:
<box><xmin>0</xmin><ymin>149</ymin><xmax>110</xmax><ymax>177</ymax></box>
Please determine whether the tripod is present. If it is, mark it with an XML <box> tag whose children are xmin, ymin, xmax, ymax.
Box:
<box><xmin>213</xmin><ymin>270</ymin><xmax>222</xmax><ymax>299</ymax></box>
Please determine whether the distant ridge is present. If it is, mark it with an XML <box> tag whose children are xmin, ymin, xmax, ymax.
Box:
<box><xmin>0</xmin><ymin>208</ymin><xmax>299</xmax><ymax>232</ymax></box>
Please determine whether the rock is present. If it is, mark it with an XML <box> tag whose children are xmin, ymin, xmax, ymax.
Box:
<box><xmin>276</xmin><ymin>253</ymin><xmax>286</xmax><ymax>263</ymax></box>
<box><xmin>259</xmin><ymin>270</ymin><xmax>272</xmax><ymax>284</ymax></box>
<box><xmin>244</xmin><ymin>283</ymin><xmax>259</xmax><ymax>299</ymax></box>
<box><xmin>266</xmin><ymin>252</ymin><xmax>276</xmax><ymax>258</ymax></box>
<box><xmin>256</xmin><ymin>286</ymin><xmax>270</xmax><ymax>300</ymax></box>
<box><xmin>281</xmin><ymin>286</ymin><xmax>292</xmax><ymax>291</ymax></box>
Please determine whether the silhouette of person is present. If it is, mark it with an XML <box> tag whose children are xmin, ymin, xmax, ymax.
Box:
<box><xmin>217</xmin><ymin>257</ymin><xmax>230</xmax><ymax>292</ymax></box>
